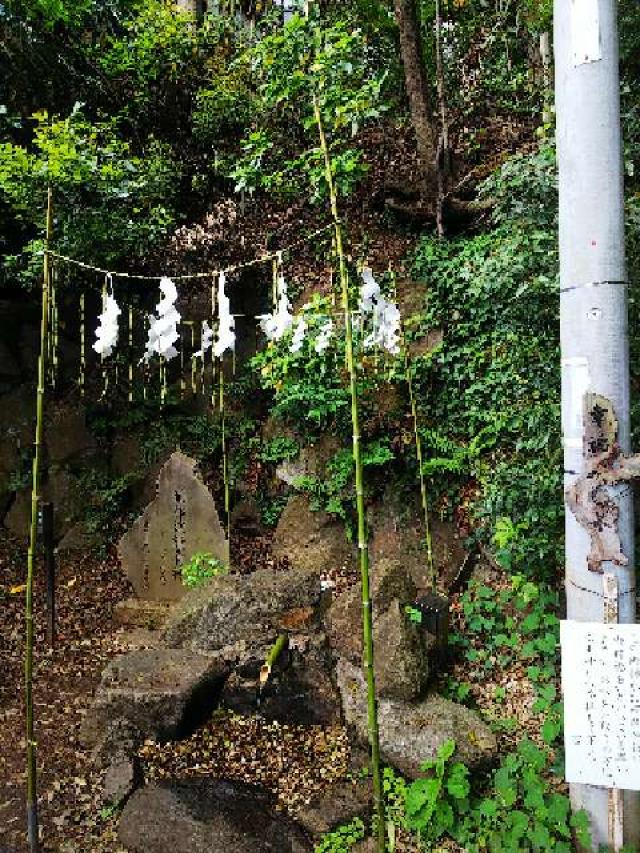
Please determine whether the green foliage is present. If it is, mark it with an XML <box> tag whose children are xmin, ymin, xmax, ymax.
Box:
<box><xmin>454</xmin><ymin>740</ymin><xmax>590</xmax><ymax>852</ymax></box>
<box><xmin>231</xmin><ymin>13</ymin><xmax>390</xmax><ymax>200</ymax></box>
<box><xmin>180</xmin><ymin>552</ymin><xmax>228</xmax><ymax>589</ymax></box>
<box><xmin>255</xmin><ymin>493</ymin><xmax>289</xmax><ymax>528</ymax></box>
<box><xmin>404</xmin><ymin>739</ymin><xmax>471</xmax><ymax>844</ymax></box>
<box><xmin>314</xmin><ymin>817</ymin><xmax>365</xmax><ymax>853</ymax></box>
<box><xmin>297</xmin><ymin>438</ymin><xmax>394</xmax><ymax>529</ymax></box>
<box><xmin>453</xmin><ymin>576</ymin><xmax>558</xmax><ymax>694</ymax></box>
<box><xmin>79</xmin><ymin>469</ymin><xmax>138</xmax><ymax>536</ymax></box>
<box><xmin>411</xmin><ymin>146</ymin><xmax>561</xmax><ymax>577</ymax></box>
<box><xmin>0</xmin><ymin>107</ymin><xmax>178</xmax><ymax>284</ymax></box>
<box><xmin>258</xmin><ymin>436</ymin><xmax>300</xmax><ymax>465</ymax></box>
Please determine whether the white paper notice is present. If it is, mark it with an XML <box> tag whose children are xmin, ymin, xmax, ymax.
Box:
<box><xmin>561</xmin><ymin>356</ymin><xmax>590</xmax><ymax>447</ymax></box>
<box><xmin>571</xmin><ymin>0</ymin><xmax>602</xmax><ymax>66</ymax></box>
<box><xmin>561</xmin><ymin>620</ymin><xmax>640</xmax><ymax>789</ymax></box>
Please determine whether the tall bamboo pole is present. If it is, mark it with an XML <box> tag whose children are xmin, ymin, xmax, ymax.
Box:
<box><xmin>219</xmin><ymin>360</ymin><xmax>231</xmax><ymax>562</ymax></box>
<box><xmin>313</xmin><ymin>94</ymin><xmax>385</xmax><ymax>851</ymax></box>
<box><xmin>25</xmin><ymin>187</ymin><xmax>53</xmax><ymax>853</ymax></box>
<box><xmin>391</xmin><ymin>268</ymin><xmax>435</xmax><ymax>588</ymax></box>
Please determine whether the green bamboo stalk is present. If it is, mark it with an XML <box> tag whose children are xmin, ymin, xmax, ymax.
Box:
<box><xmin>79</xmin><ymin>292</ymin><xmax>85</xmax><ymax>398</ymax></box>
<box><xmin>211</xmin><ymin>280</ymin><xmax>217</xmax><ymax>410</ymax></box>
<box><xmin>312</xmin><ymin>94</ymin><xmax>385</xmax><ymax>851</ymax></box>
<box><xmin>128</xmin><ymin>303</ymin><xmax>134</xmax><ymax>404</ymax></box>
<box><xmin>259</xmin><ymin>633</ymin><xmax>288</xmax><ymax>689</ymax></box>
<box><xmin>391</xmin><ymin>269</ymin><xmax>435</xmax><ymax>588</ymax></box>
<box><xmin>25</xmin><ymin>187</ymin><xmax>53</xmax><ymax>853</ymax></box>
<box><xmin>219</xmin><ymin>359</ymin><xmax>231</xmax><ymax>562</ymax></box>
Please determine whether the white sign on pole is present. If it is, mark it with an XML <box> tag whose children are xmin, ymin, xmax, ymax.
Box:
<box><xmin>570</xmin><ymin>0</ymin><xmax>602</xmax><ymax>66</ymax></box>
<box><xmin>561</xmin><ymin>620</ymin><xmax>640</xmax><ymax>790</ymax></box>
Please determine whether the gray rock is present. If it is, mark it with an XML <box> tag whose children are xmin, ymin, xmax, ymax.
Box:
<box><xmin>56</xmin><ymin>522</ymin><xmax>99</xmax><ymax>554</ymax></box>
<box><xmin>374</xmin><ymin>600</ymin><xmax>431</xmax><ymax>701</ymax></box>
<box><xmin>273</xmin><ymin>495</ymin><xmax>355</xmax><ymax>575</ymax></box>
<box><xmin>102</xmin><ymin>754</ymin><xmax>140</xmax><ymax>807</ymax></box>
<box><xmin>118</xmin><ymin>451</ymin><xmax>229</xmax><ymax>601</ymax></box>
<box><xmin>46</xmin><ymin>406</ymin><xmax>95</xmax><ymax>464</ymax></box>
<box><xmin>275</xmin><ymin>436</ymin><xmax>340</xmax><ymax>486</ymax></box>
<box><xmin>163</xmin><ymin>564</ymin><xmax>323</xmax><ymax>654</ymax></box>
<box><xmin>118</xmin><ymin>779</ymin><xmax>312</xmax><ymax>853</ymax></box>
<box><xmin>369</xmin><ymin>491</ymin><xmax>467</xmax><ymax>593</ymax></box>
<box><xmin>5</xmin><ymin>467</ymin><xmax>85</xmax><ymax>540</ymax></box>
<box><xmin>295</xmin><ymin>778</ymin><xmax>372</xmax><ymax>840</ymax></box>
<box><xmin>112</xmin><ymin>598</ymin><xmax>173</xmax><ymax>631</ymax></box>
<box><xmin>111</xmin><ymin>434</ymin><xmax>144</xmax><ymax>478</ymax></box>
<box><xmin>325</xmin><ymin>560</ymin><xmax>430</xmax><ymax>699</ymax></box>
<box><xmin>336</xmin><ymin>659</ymin><xmax>497</xmax><ymax>777</ymax></box>
<box><xmin>222</xmin><ymin>633</ymin><xmax>341</xmax><ymax>726</ymax></box>
<box><xmin>82</xmin><ymin>648</ymin><xmax>229</xmax><ymax>748</ymax></box>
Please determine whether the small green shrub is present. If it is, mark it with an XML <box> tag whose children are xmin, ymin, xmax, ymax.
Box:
<box><xmin>180</xmin><ymin>552</ymin><xmax>227</xmax><ymax>589</ymax></box>
<box><xmin>404</xmin><ymin>739</ymin><xmax>471</xmax><ymax>844</ymax></box>
<box><xmin>314</xmin><ymin>817</ymin><xmax>365</xmax><ymax>853</ymax></box>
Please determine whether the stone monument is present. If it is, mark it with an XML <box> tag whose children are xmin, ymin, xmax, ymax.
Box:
<box><xmin>118</xmin><ymin>451</ymin><xmax>228</xmax><ymax>601</ymax></box>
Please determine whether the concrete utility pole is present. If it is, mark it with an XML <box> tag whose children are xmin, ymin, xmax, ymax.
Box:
<box><xmin>555</xmin><ymin>1</ymin><xmax>639</xmax><ymax>848</ymax></box>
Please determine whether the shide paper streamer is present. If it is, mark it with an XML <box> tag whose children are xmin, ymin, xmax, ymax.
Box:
<box><xmin>314</xmin><ymin>317</ymin><xmax>334</xmax><ymax>354</ymax></box>
<box><xmin>93</xmin><ymin>289</ymin><xmax>121</xmax><ymax>358</ymax></box>
<box><xmin>144</xmin><ymin>277</ymin><xmax>182</xmax><ymax>362</ymax></box>
<box><xmin>258</xmin><ymin>270</ymin><xmax>293</xmax><ymax>341</ymax></box>
<box><xmin>359</xmin><ymin>267</ymin><xmax>401</xmax><ymax>355</ymax></box>
<box><xmin>290</xmin><ymin>316</ymin><xmax>308</xmax><ymax>353</ymax></box>
<box><xmin>214</xmin><ymin>271</ymin><xmax>236</xmax><ymax>358</ymax></box>
<box><xmin>193</xmin><ymin>320</ymin><xmax>214</xmax><ymax>360</ymax></box>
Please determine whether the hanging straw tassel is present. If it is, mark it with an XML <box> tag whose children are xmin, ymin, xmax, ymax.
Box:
<box><xmin>79</xmin><ymin>291</ymin><xmax>85</xmax><ymax>399</ymax></box>
<box><xmin>312</xmin><ymin>94</ymin><xmax>385</xmax><ymax>851</ymax></box>
<box><xmin>128</xmin><ymin>303</ymin><xmax>134</xmax><ymax>404</ymax></box>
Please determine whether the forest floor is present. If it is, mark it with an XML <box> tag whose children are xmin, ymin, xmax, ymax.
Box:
<box><xmin>0</xmin><ymin>530</ymin><xmax>355</xmax><ymax>853</ymax></box>
<box><xmin>0</xmin><ymin>521</ymin><xmax>551</xmax><ymax>853</ymax></box>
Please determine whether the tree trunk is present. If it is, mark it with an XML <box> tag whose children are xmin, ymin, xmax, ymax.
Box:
<box><xmin>394</xmin><ymin>0</ymin><xmax>438</xmax><ymax>201</ymax></box>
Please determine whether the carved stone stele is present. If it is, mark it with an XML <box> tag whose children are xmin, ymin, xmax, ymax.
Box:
<box><xmin>118</xmin><ymin>451</ymin><xmax>228</xmax><ymax>601</ymax></box>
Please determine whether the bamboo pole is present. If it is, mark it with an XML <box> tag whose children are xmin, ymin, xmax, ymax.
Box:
<box><xmin>312</xmin><ymin>94</ymin><xmax>385</xmax><ymax>851</ymax></box>
<box><xmin>25</xmin><ymin>187</ymin><xmax>53</xmax><ymax>853</ymax></box>
<box><xmin>219</xmin><ymin>359</ymin><xmax>231</xmax><ymax>562</ymax></box>
<box><xmin>391</xmin><ymin>268</ymin><xmax>435</xmax><ymax>588</ymax></box>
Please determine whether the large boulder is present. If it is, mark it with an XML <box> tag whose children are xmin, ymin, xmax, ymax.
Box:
<box><xmin>295</xmin><ymin>778</ymin><xmax>372</xmax><ymax>841</ymax></box>
<box><xmin>118</xmin><ymin>779</ymin><xmax>312</xmax><ymax>853</ymax></box>
<box><xmin>163</xmin><ymin>564</ymin><xmax>323</xmax><ymax>654</ymax></box>
<box><xmin>273</xmin><ymin>495</ymin><xmax>355</xmax><ymax>575</ymax></box>
<box><xmin>325</xmin><ymin>559</ymin><xmax>431</xmax><ymax>701</ymax></box>
<box><xmin>222</xmin><ymin>633</ymin><xmax>341</xmax><ymax>726</ymax></box>
<box><xmin>336</xmin><ymin>659</ymin><xmax>497</xmax><ymax>777</ymax></box>
<box><xmin>4</xmin><ymin>467</ymin><xmax>85</xmax><ymax>539</ymax></box>
<box><xmin>369</xmin><ymin>488</ymin><xmax>467</xmax><ymax>592</ymax></box>
<box><xmin>82</xmin><ymin>648</ymin><xmax>229</xmax><ymax>748</ymax></box>
<box><xmin>275</xmin><ymin>436</ymin><xmax>340</xmax><ymax>487</ymax></box>
<box><xmin>46</xmin><ymin>405</ymin><xmax>96</xmax><ymax>465</ymax></box>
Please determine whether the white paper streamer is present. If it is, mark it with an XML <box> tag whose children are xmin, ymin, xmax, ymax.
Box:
<box><xmin>93</xmin><ymin>292</ymin><xmax>121</xmax><ymax>358</ymax></box>
<box><xmin>314</xmin><ymin>318</ymin><xmax>334</xmax><ymax>354</ymax></box>
<box><xmin>213</xmin><ymin>271</ymin><xmax>236</xmax><ymax>358</ymax></box>
<box><xmin>359</xmin><ymin>267</ymin><xmax>401</xmax><ymax>355</ymax></box>
<box><xmin>290</xmin><ymin>316</ymin><xmax>307</xmax><ymax>353</ymax></box>
<box><xmin>193</xmin><ymin>320</ymin><xmax>214</xmax><ymax>359</ymax></box>
<box><xmin>258</xmin><ymin>271</ymin><xmax>293</xmax><ymax>341</ymax></box>
<box><xmin>144</xmin><ymin>276</ymin><xmax>181</xmax><ymax>362</ymax></box>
